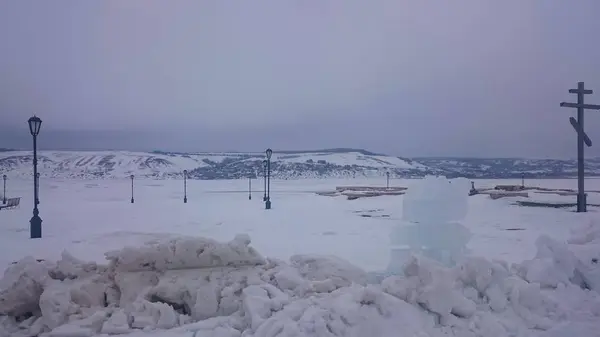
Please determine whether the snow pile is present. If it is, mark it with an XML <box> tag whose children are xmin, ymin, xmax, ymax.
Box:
<box><xmin>1</xmin><ymin>229</ymin><xmax>599</xmax><ymax>337</ymax></box>
<box><xmin>104</xmin><ymin>234</ymin><xmax>265</xmax><ymax>272</ymax></box>
<box><xmin>389</xmin><ymin>176</ymin><xmax>472</xmax><ymax>270</ymax></box>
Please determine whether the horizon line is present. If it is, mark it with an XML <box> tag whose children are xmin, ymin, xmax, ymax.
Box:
<box><xmin>0</xmin><ymin>147</ymin><xmax>590</xmax><ymax>161</ymax></box>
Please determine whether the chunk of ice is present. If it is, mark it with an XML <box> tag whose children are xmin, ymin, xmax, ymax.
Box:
<box><xmin>402</xmin><ymin>176</ymin><xmax>470</xmax><ymax>224</ymax></box>
<box><xmin>389</xmin><ymin>176</ymin><xmax>472</xmax><ymax>271</ymax></box>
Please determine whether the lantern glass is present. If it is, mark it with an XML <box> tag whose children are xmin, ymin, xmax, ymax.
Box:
<box><xmin>266</xmin><ymin>148</ymin><xmax>272</xmax><ymax>160</ymax></box>
<box><xmin>28</xmin><ymin>116</ymin><xmax>42</xmax><ymax>136</ymax></box>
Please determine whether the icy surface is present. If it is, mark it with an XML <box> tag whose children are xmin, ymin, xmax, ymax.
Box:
<box><xmin>1</xmin><ymin>229</ymin><xmax>599</xmax><ymax>337</ymax></box>
<box><xmin>389</xmin><ymin>176</ymin><xmax>472</xmax><ymax>270</ymax></box>
<box><xmin>402</xmin><ymin>176</ymin><xmax>470</xmax><ymax>224</ymax></box>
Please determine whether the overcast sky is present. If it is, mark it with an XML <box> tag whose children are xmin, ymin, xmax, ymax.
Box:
<box><xmin>1</xmin><ymin>1</ymin><xmax>600</xmax><ymax>158</ymax></box>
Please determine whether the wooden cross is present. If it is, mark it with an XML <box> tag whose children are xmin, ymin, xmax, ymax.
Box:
<box><xmin>560</xmin><ymin>82</ymin><xmax>600</xmax><ymax>212</ymax></box>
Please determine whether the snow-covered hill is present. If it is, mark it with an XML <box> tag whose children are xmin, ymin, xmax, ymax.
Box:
<box><xmin>0</xmin><ymin>149</ymin><xmax>436</xmax><ymax>180</ymax></box>
<box><xmin>2</xmin><ymin>149</ymin><xmax>599</xmax><ymax>180</ymax></box>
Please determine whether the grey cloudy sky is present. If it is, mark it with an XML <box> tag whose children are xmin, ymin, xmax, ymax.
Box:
<box><xmin>1</xmin><ymin>1</ymin><xmax>600</xmax><ymax>158</ymax></box>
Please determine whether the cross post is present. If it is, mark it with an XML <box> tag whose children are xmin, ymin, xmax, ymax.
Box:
<box><xmin>560</xmin><ymin>82</ymin><xmax>600</xmax><ymax>212</ymax></box>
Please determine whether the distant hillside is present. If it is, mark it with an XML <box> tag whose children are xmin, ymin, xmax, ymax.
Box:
<box><xmin>1</xmin><ymin>150</ymin><xmax>597</xmax><ymax>179</ymax></box>
<box><xmin>0</xmin><ymin>150</ymin><xmax>437</xmax><ymax>179</ymax></box>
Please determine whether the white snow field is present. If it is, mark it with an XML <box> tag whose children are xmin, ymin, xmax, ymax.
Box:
<box><xmin>1</xmin><ymin>177</ymin><xmax>599</xmax><ymax>336</ymax></box>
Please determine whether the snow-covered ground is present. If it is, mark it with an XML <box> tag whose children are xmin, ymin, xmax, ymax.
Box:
<box><xmin>0</xmin><ymin>178</ymin><xmax>599</xmax><ymax>336</ymax></box>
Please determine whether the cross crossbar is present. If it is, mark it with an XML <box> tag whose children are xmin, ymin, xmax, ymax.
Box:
<box><xmin>569</xmin><ymin>88</ymin><xmax>593</xmax><ymax>95</ymax></box>
<box><xmin>570</xmin><ymin>117</ymin><xmax>592</xmax><ymax>147</ymax></box>
<box><xmin>560</xmin><ymin>102</ymin><xmax>600</xmax><ymax>110</ymax></box>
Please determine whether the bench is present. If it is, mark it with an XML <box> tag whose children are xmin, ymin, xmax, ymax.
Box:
<box><xmin>0</xmin><ymin>197</ymin><xmax>21</xmax><ymax>210</ymax></box>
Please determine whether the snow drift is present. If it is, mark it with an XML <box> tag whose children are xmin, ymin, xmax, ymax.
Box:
<box><xmin>0</xmin><ymin>228</ymin><xmax>599</xmax><ymax>337</ymax></box>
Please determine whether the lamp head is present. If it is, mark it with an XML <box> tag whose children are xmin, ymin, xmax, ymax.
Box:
<box><xmin>28</xmin><ymin>115</ymin><xmax>42</xmax><ymax>136</ymax></box>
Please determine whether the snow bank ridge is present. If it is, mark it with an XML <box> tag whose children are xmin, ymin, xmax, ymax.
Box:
<box><xmin>0</xmin><ymin>227</ymin><xmax>599</xmax><ymax>337</ymax></box>
<box><xmin>104</xmin><ymin>234</ymin><xmax>265</xmax><ymax>272</ymax></box>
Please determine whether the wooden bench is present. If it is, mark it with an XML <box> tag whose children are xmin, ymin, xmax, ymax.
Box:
<box><xmin>0</xmin><ymin>197</ymin><xmax>21</xmax><ymax>210</ymax></box>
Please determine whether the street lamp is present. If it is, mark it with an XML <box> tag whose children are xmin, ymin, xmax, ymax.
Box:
<box><xmin>386</xmin><ymin>171</ymin><xmax>390</xmax><ymax>189</ymax></box>
<box><xmin>183</xmin><ymin>170</ymin><xmax>188</xmax><ymax>203</ymax></box>
<box><xmin>2</xmin><ymin>174</ymin><xmax>6</xmax><ymax>204</ymax></box>
<box><xmin>262</xmin><ymin>160</ymin><xmax>267</xmax><ymax>202</ymax></box>
<box><xmin>265</xmin><ymin>148</ymin><xmax>272</xmax><ymax>210</ymax></box>
<box><xmin>248</xmin><ymin>176</ymin><xmax>252</xmax><ymax>200</ymax></box>
<box><xmin>130</xmin><ymin>174</ymin><xmax>135</xmax><ymax>203</ymax></box>
<box><xmin>28</xmin><ymin>115</ymin><xmax>42</xmax><ymax>239</ymax></box>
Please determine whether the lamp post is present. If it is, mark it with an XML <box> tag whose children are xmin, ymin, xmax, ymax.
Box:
<box><xmin>130</xmin><ymin>174</ymin><xmax>134</xmax><ymax>204</ymax></box>
<box><xmin>265</xmin><ymin>148</ymin><xmax>272</xmax><ymax>210</ymax></box>
<box><xmin>2</xmin><ymin>174</ymin><xmax>6</xmax><ymax>204</ymax></box>
<box><xmin>183</xmin><ymin>170</ymin><xmax>188</xmax><ymax>203</ymax></box>
<box><xmin>521</xmin><ymin>173</ymin><xmax>525</xmax><ymax>189</ymax></box>
<box><xmin>28</xmin><ymin>116</ymin><xmax>42</xmax><ymax>239</ymax></box>
<box><xmin>36</xmin><ymin>172</ymin><xmax>40</xmax><ymax>205</ymax></box>
<box><xmin>262</xmin><ymin>160</ymin><xmax>267</xmax><ymax>202</ymax></box>
<box><xmin>386</xmin><ymin>171</ymin><xmax>390</xmax><ymax>189</ymax></box>
<box><xmin>248</xmin><ymin>176</ymin><xmax>252</xmax><ymax>200</ymax></box>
